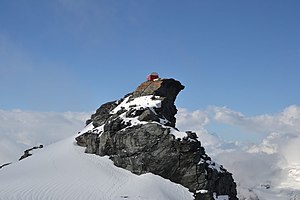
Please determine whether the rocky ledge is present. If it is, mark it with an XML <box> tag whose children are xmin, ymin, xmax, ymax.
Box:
<box><xmin>76</xmin><ymin>78</ymin><xmax>237</xmax><ymax>200</ymax></box>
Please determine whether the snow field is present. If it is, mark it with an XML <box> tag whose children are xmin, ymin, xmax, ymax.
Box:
<box><xmin>0</xmin><ymin>134</ymin><xmax>194</xmax><ymax>200</ymax></box>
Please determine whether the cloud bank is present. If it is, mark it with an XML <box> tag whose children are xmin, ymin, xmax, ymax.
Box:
<box><xmin>209</xmin><ymin>105</ymin><xmax>300</xmax><ymax>136</ymax></box>
<box><xmin>1</xmin><ymin>105</ymin><xmax>300</xmax><ymax>199</ymax></box>
<box><xmin>176</xmin><ymin>105</ymin><xmax>300</xmax><ymax>199</ymax></box>
<box><xmin>0</xmin><ymin>109</ymin><xmax>90</xmax><ymax>164</ymax></box>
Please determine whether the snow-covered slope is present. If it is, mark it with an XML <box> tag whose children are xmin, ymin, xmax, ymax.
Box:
<box><xmin>0</xmin><ymin>132</ymin><xmax>194</xmax><ymax>200</ymax></box>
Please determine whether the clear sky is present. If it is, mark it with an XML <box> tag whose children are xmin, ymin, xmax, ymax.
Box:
<box><xmin>1</xmin><ymin>0</ymin><xmax>299</xmax><ymax>116</ymax></box>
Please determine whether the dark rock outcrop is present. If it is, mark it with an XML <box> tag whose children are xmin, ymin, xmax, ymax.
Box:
<box><xmin>0</xmin><ymin>162</ymin><xmax>11</xmax><ymax>169</ymax></box>
<box><xmin>76</xmin><ymin>78</ymin><xmax>237</xmax><ymax>200</ymax></box>
<box><xmin>19</xmin><ymin>145</ymin><xmax>43</xmax><ymax>161</ymax></box>
<box><xmin>132</xmin><ymin>78</ymin><xmax>184</xmax><ymax>127</ymax></box>
<box><xmin>85</xmin><ymin>100</ymin><xmax>119</xmax><ymax>127</ymax></box>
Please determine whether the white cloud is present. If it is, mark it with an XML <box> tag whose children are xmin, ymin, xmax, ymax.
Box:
<box><xmin>214</xmin><ymin>131</ymin><xmax>300</xmax><ymax>199</ymax></box>
<box><xmin>0</xmin><ymin>109</ymin><xmax>90</xmax><ymax>164</ymax></box>
<box><xmin>208</xmin><ymin>105</ymin><xmax>300</xmax><ymax>136</ymax></box>
<box><xmin>176</xmin><ymin>108</ymin><xmax>221</xmax><ymax>147</ymax></box>
<box><xmin>176</xmin><ymin>105</ymin><xmax>300</xmax><ymax>199</ymax></box>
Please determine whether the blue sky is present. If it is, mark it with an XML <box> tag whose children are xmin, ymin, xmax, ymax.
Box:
<box><xmin>0</xmin><ymin>0</ymin><xmax>299</xmax><ymax>116</ymax></box>
<box><xmin>1</xmin><ymin>3</ymin><xmax>300</xmax><ymax>195</ymax></box>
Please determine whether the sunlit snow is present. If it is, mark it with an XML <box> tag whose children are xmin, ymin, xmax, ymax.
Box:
<box><xmin>0</xmin><ymin>133</ymin><xmax>194</xmax><ymax>200</ymax></box>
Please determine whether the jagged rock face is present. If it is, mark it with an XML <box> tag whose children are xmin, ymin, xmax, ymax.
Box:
<box><xmin>85</xmin><ymin>100</ymin><xmax>119</xmax><ymax>127</ymax></box>
<box><xmin>132</xmin><ymin>78</ymin><xmax>184</xmax><ymax>101</ymax></box>
<box><xmin>76</xmin><ymin>78</ymin><xmax>237</xmax><ymax>200</ymax></box>
<box><xmin>132</xmin><ymin>79</ymin><xmax>184</xmax><ymax>127</ymax></box>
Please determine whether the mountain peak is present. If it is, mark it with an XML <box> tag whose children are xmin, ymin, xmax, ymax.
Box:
<box><xmin>132</xmin><ymin>78</ymin><xmax>184</xmax><ymax>101</ymax></box>
<box><xmin>76</xmin><ymin>77</ymin><xmax>238</xmax><ymax>200</ymax></box>
<box><xmin>131</xmin><ymin>78</ymin><xmax>184</xmax><ymax>127</ymax></box>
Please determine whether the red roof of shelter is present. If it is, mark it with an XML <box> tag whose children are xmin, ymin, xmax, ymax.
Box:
<box><xmin>147</xmin><ymin>72</ymin><xmax>159</xmax><ymax>81</ymax></box>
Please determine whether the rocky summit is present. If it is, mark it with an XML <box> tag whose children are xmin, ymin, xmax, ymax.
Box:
<box><xmin>76</xmin><ymin>78</ymin><xmax>238</xmax><ymax>200</ymax></box>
